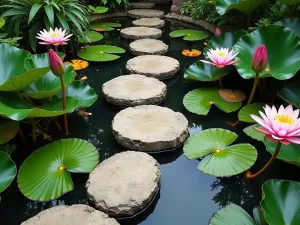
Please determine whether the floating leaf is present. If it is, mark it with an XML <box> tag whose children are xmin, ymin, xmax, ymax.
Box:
<box><xmin>238</xmin><ymin>103</ymin><xmax>264</xmax><ymax>123</ymax></box>
<box><xmin>169</xmin><ymin>29</ymin><xmax>208</xmax><ymax>41</ymax></box>
<box><xmin>183</xmin><ymin>88</ymin><xmax>241</xmax><ymax>116</ymax></box>
<box><xmin>77</xmin><ymin>45</ymin><xmax>126</xmax><ymax>62</ymax></box>
<box><xmin>184</xmin><ymin>128</ymin><xmax>257</xmax><ymax>177</ymax></box>
<box><xmin>234</xmin><ymin>25</ymin><xmax>300</xmax><ymax>80</ymax></box>
<box><xmin>216</xmin><ymin>0</ymin><xmax>269</xmax><ymax>15</ymax></box>
<box><xmin>209</xmin><ymin>203</ymin><xmax>256</xmax><ymax>225</ymax></box>
<box><xmin>182</xmin><ymin>49</ymin><xmax>201</xmax><ymax>57</ymax></box>
<box><xmin>261</xmin><ymin>180</ymin><xmax>300</xmax><ymax>225</ymax></box>
<box><xmin>243</xmin><ymin>124</ymin><xmax>265</xmax><ymax>141</ymax></box>
<box><xmin>218</xmin><ymin>89</ymin><xmax>246</xmax><ymax>103</ymax></box>
<box><xmin>275</xmin><ymin>17</ymin><xmax>300</xmax><ymax>37</ymax></box>
<box><xmin>0</xmin><ymin>121</ymin><xmax>19</xmax><ymax>145</ymax></box>
<box><xmin>18</xmin><ymin>138</ymin><xmax>99</xmax><ymax>201</ymax></box>
<box><xmin>0</xmin><ymin>17</ymin><xmax>5</xmax><ymax>29</ymax></box>
<box><xmin>90</xmin><ymin>22</ymin><xmax>122</xmax><ymax>31</ymax></box>
<box><xmin>65</xmin><ymin>59</ymin><xmax>89</xmax><ymax>71</ymax></box>
<box><xmin>0</xmin><ymin>152</ymin><xmax>17</xmax><ymax>193</ymax></box>
<box><xmin>277</xmin><ymin>80</ymin><xmax>300</xmax><ymax>108</ymax></box>
<box><xmin>78</xmin><ymin>31</ymin><xmax>103</xmax><ymax>43</ymax></box>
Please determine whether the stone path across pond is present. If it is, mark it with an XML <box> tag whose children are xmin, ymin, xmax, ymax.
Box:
<box><xmin>130</xmin><ymin>39</ymin><xmax>169</xmax><ymax>55</ymax></box>
<box><xmin>128</xmin><ymin>9</ymin><xmax>164</xmax><ymax>19</ymax></box>
<box><xmin>131</xmin><ymin>2</ymin><xmax>155</xmax><ymax>9</ymax></box>
<box><xmin>120</xmin><ymin>26</ymin><xmax>162</xmax><ymax>40</ymax></box>
<box><xmin>133</xmin><ymin>18</ymin><xmax>165</xmax><ymax>28</ymax></box>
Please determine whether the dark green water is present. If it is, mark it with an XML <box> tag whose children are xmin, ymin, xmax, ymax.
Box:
<box><xmin>1</xmin><ymin>17</ymin><xmax>300</xmax><ymax>225</ymax></box>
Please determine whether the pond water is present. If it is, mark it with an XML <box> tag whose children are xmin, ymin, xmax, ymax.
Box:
<box><xmin>1</xmin><ymin>17</ymin><xmax>300</xmax><ymax>225</ymax></box>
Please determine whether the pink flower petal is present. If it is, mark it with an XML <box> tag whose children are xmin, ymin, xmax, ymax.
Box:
<box><xmin>285</xmin><ymin>137</ymin><xmax>300</xmax><ymax>144</ymax></box>
<box><xmin>266</xmin><ymin>135</ymin><xmax>277</xmax><ymax>142</ymax></box>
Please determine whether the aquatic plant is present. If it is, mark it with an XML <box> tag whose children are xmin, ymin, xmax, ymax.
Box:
<box><xmin>37</xmin><ymin>28</ymin><xmax>73</xmax><ymax>46</ymax></box>
<box><xmin>169</xmin><ymin>29</ymin><xmax>208</xmax><ymax>41</ymax></box>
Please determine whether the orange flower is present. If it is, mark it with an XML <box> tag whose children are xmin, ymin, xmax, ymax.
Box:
<box><xmin>65</xmin><ymin>59</ymin><xmax>89</xmax><ymax>71</ymax></box>
<box><xmin>182</xmin><ymin>49</ymin><xmax>201</xmax><ymax>57</ymax></box>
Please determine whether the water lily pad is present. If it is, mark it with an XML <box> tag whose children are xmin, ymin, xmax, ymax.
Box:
<box><xmin>0</xmin><ymin>152</ymin><xmax>17</xmax><ymax>193</ymax></box>
<box><xmin>216</xmin><ymin>0</ymin><xmax>269</xmax><ymax>15</ymax></box>
<box><xmin>184</xmin><ymin>128</ymin><xmax>257</xmax><ymax>176</ymax></box>
<box><xmin>90</xmin><ymin>22</ymin><xmax>122</xmax><ymax>31</ymax></box>
<box><xmin>233</xmin><ymin>25</ymin><xmax>300</xmax><ymax>80</ymax></box>
<box><xmin>0</xmin><ymin>121</ymin><xmax>19</xmax><ymax>145</ymax></box>
<box><xmin>78</xmin><ymin>31</ymin><xmax>103</xmax><ymax>43</ymax></box>
<box><xmin>238</xmin><ymin>103</ymin><xmax>264</xmax><ymax>123</ymax></box>
<box><xmin>169</xmin><ymin>29</ymin><xmax>208</xmax><ymax>41</ymax></box>
<box><xmin>182</xmin><ymin>49</ymin><xmax>201</xmax><ymax>57</ymax></box>
<box><xmin>184</xmin><ymin>61</ymin><xmax>231</xmax><ymax>82</ymax></box>
<box><xmin>261</xmin><ymin>180</ymin><xmax>300</xmax><ymax>225</ymax></box>
<box><xmin>275</xmin><ymin>17</ymin><xmax>300</xmax><ymax>37</ymax></box>
<box><xmin>209</xmin><ymin>203</ymin><xmax>256</xmax><ymax>225</ymax></box>
<box><xmin>277</xmin><ymin>80</ymin><xmax>300</xmax><ymax>108</ymax></box>
<box><xmin>77</xmin><ymin>45</ymin><xmax>126</xmax><ymax>62</ymax></box>
<box><xmin>56</xmin><ymin>81</ymin><xmax>98</xmax><ymax>108</ymax></box>
<box><xmin>264</xmin><ymin>139</ymin><xmax>300</xmax><ymax>167</ymax></box>
<box><xmin>0</xmin><ymin>43</ymin><xmax>50</xmax><ymax>91</ymax></box>
<box><xmin>0</xmin><ymin>17</ymin><xmax>5</xmax><ymax>29</ymax></box>
<box><xmin>218</xmin><ymin>89</ymin><xmax>246</xmax><ymax>103</ymax></box>
<box><xmin>183</xmin><ymin>88</ymin><xmax>242</xmax><ymax>116</ymax></box>
<box><xmin>23</xmin><ymin>53</ymin><xmax>76</xmax><ymax>99</ymax></box>
<box><xmin>243</xmin><ymin>124</ymin><xmax>265</xmax><ymax>141</ymax></box>
<box><xmin>65</xmin><ymin>59</ymin><xmax>89</xmax><ymax>71</ymax></box>
<box><xmin>18</xmin><ymin>138</ymin><xmax>99</xmax><ymax>201</ymax></box>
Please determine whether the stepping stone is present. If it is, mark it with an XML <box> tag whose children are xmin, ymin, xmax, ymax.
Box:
<box><xmin>86</xmin><ymin>151</ymin><xmax>161</xmax><ymax>217</ymax></box>
<box><xmin>21</xmin><ymin>205</ymin><xmax>120</xmax><ymax>225</ymax></box>
<box><xmin>120</xmin><ymin>27</ymin><xmax>162</xmax><ymax>40</ymax></box>
<box><xmin>112</xmin><ymin>105</ymin><xmax>188</xmax><ymax>152</ymax></box>
<box><xmin>126</xmin><ymin>55</ymin><xmax>180</xmax><ymax>79</ymax></box>
<box><xmin>103</xmin><ymin>74</ymin><xmax>167</xmax><ymax>107</ymax></box>
<box><xmin>133</xmin><ymin>18</ymin><xmax>165</xmax><ymax>28</ymax></box>
<box><xmin>131</xmin><ymin>2</ymin><xmax>155</xmax><ymax>9</ymax></box>
<box><xmin>128</xmin><ymin>9</ymin><xmax>164</xmax><ymax>19</ymax></box>
<box><xmin>130</xmin><ymin>39</ymin><xmax>168</xmax><ymax>55</ymax></box>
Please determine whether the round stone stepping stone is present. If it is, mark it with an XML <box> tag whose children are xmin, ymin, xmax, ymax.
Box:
<box><xmin>131</xmin><ymin>2</ymin><xmax>155</xmax><ymax>9</ymax></box>
<box><xmin>103</xmin><ymin>74</ymin><xmax>167</xmax><ymax>107</ymax></box>
<box><xmin>86</xmin><ymin>151</ymin><xmax>161</xmax><ymax>217</ymax></box>
<box><xmin>130</xmin><ymin>39</ymin><xmax>168</xmax><ymax>56</ymax></box>
<box><xmin>126</xmin><ymin>55</ymin><xmax>180</xmax><ymax>79</ymax></box>
<box><xmin>128</xmin><ymin>9</ymin><xmax>164</xmax><ymax>19</ymax></box>
<box><xmin>21</xmin><ymin>205</ymin><xmax>120</xmax><ymax>225</ymax></box>
<box><xmin>120</xmin><ymin>27</ymin><xmax>162</xmax><ymax>40</ymax></box>
<box><xmin>112</xmin><ymin>105</ymin><xmax>189</xmax><ymax>152</ymax></box>
<box><xmin>133</xmin><ymin>18</ymin><xmax>165</xmax><ymax>28</ymax></box>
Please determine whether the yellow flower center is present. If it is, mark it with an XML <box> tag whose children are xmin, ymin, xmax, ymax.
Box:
<box><xmin>274</xmin><ymin>114</ymin><xmax>294</xmax><ymax>125</ymax></box>
<box><xmin>50</xmin><ymin>32</ymin><xmax>59</xmax><ymax>37</ymax></box>
<box><xmin>217</xmin><ymin>51</ymin><xmax>227</xmax><ymax>57</ymax></box>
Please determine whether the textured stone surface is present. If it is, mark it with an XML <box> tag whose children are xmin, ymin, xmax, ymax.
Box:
<box><xmin>86</xmin><ymin>151</ymin><xmax>160</xmax><ymax>217</ymax></box>
<box><xmin>131</xmin><ymin>2</ymin><xmax>155</xmax><ymax>9</ymax></box>
<box><xmin>130</xmin><ymin>39</ymin><xmax>168</xmax><ymax>56</ymax></box>
<box><xmin>120</xmin><ymin>27</ymin><xmax>162</xmax><ymax>40</ymax></box>
<box><xmin>21</xmin><ymin>205</ymin><xmax>120</xmax><ymax>225</ymax></box>
<box><xmin>126</xmin><ymin>55</ymin><xmax>180</xmax><ymax>79</ymax></box>
<box><xmin>112</xmin><ymin>105</ymin><xmax>189</xmax><ymax>151</ymax></box>
<box><xmin>128</xmin><ymin>9</ymin><xmax>164</xmax><ymax>19</ymax></box>
<box><xmin>102</xmin><ymin>74</ymin><xmax>167</xmax><ymax>107</ymax></box>
<box><xmin>133</xmin><ymin>18</ymin><xmax>165</xmax><ymax>28</ymax></box>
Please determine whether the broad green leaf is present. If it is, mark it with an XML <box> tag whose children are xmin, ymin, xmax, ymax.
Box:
<box><xmin>216</xmin><ymin>0</ymin><xmax>268</xmax><ymax>15</ymax></box>
<box><xmin>18</xmin><ymin>139</ymin><xmax>99</xmax><ymax>201</ymax></box>
<box><xmin>184</xmin><ymin>61</ymin><xmax>231</xmax><ymax>82</ymax></box>
<box><xmin>243</xmin><ymin>124</ymin><xmax>265</xmax><ymax>141</ymax></box>
<box><xmin>0</xmin><ymin>121</ymin><xmax>19</xmax><ymax>145</ymax></box>
<box><xmin>278</xmin><ymin>0</ymin><xmax>300</xmax><ymax>6</ymax></box>
<box><xmin>277</xmin><ymin>80</ymin><xmax>300</xmax><ymax>108</ymax></box>
<box><xmin>275</xmin><ymin>17</ymin><xmax>300</xmax><ymax>37</ymax></box>
<box><xmin>234</xmin><ymin>25</ymin><xmax>300</xmax><ymax>80</ymax></box>
<box><xmin>44</xmin><ymin>5</ymin><xmax>54</xmax><ymax>26</ymax></box>
<box><xmin>78</xmin><ymin>31</ymin><xmax>103</xmax><ymax>43</ymax></box>
<box><xmin>253</xmin><ymin>207</ymin><xmax>268</xmax><ymax>225</ymax></box>
<box><xmin>90</xmin><ymin>22</ymin><xmax>122</xmax><ymax>31</ymax></box>
<box><xmin>184</xmin><ymin>128</ymin><xmax>257</xmax><ymax>176</ymax></box>
<box><xmin>169</xmin><ymin>29</ymin><xmax>208</xmax><ymax>41</ymax></box>
<box><xmin>183</xmin><ymin>88</ymin><xmax>241</xmax><ymax>116</ymax></box>
<box><xmin>238</xmin><ymin>103</ymin><xmax>264</xmax><ymax>123</ymax></box>
<box><xmin>56</xmin><ymin>81</ymin><xmax>98</xmax><ymax>108</ymax></box>
<box><xmin>23</xmin><ymin>53</ymin><xmax>76</xmax><ymax>99</ymax></box>
<box><xmin>77</xmin><ymin>45</ymin><xmax>126</xmax><ymax>62</ymax></box>
<box><xmin>91</xmin><ymin>6</ymin><xmax>109</xmax><ymax>14</ymax></box>
<box><xmin>264</xmin><ymin>139</ymin><xmax>300</xmax><ymax>167</ymax></box>
<box><xmin>0</xmin><ymin>17</ymin><xmax>5</xmax><ymax>28</ymax></box>
<box><xmin>28</xmin><ymin>4</ymin><xmax>42</xmax><ymax>24</ymax></box>
<box><xmin>261</xmin><ymin>180</ymin><xmax>300</xmax><ymax>225</ymax></box>
<box><xmin>0</xmin><ymin>44</ymin><xmax>50</xmax><ymax>91</ymax></box>
<box><xmin>209</xmin><ymin>203</ymin><xmax>256</xmax><ymax>225</ymax></box>
<box><xmin>0</xmin><ymin>152</ymin><xmax>17</xmax><ymax>193</ymax></box>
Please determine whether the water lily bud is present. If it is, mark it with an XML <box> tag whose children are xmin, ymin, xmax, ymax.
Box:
<box><xmin>49</xmin><ymin>49</ymin><xmax>65</xmax><ymax>77</ymax></box>
<box><xmin>252</xmin><ymin>45</ymin><xmax>268</xmax><ymax>73</ymax></box>
<box><xmin>215</xmin><ymin>27</ymin><xmax>222</xmax><ymax>35</ymax></box>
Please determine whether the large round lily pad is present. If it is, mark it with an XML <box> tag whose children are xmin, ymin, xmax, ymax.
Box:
<box><xmin>261</xmin><ymin>180</ymin><xmax>300</xmax><ymax>225</ymax></box>
<box><xmin>0</xmin><ymin>121</ymin><xmax>19</xmax><ymax>145</ymax></box>
<box><xmin>90</xmin><ymin>22</ymin><xmax>122</xmax><ymax>31</ymax></box>
<box><xmin>277</xmin><ymin>80</ymin><xmax>300</xmax><ymax>108</ymax></box>
<box><xmin>233</xmin><ymin>25</ymin><xmax>300</xmax><ymax>80</ymax></box>
<box><xmin>183</xmin><ymin>88</ymin><xmax>242</xmax><ymax>116</ymax></box>
<box><xmin>0</xmin><ymin>152</ymin><xmax>17</xmax><ymax>193</ymax></box>
<box><xmin>169</xmin><ymin>29</ymin><xmax>208</xmax><ymax>41</ymax></box>
<box><xmin>275</xmin><ymin>17</ymin><xmax>300</xmax><ymax>37</ymax></box>
<box><xmin>18</xmin><ymin>139</ymin><xmax>99</xmax><ymax>201</ymax></box>
<box><xmin>78</xmin><ymin>31</ymin><xmax>104</xmax><ymax>43</ymax></box>
<box><xmin>243</xmin><ymin>124</ymin><xmax>265</xmax><ymax>142</ymax></box>
<box><xmin>238</xmin><ymin>103</ymin><xmax>264</xmax><ymax>123</ymax></box>
<box><xmin>77</xmin><ymin>45</ymin><xmax>126</xmax><ymax>62</ymax></box>
<box><xmin>184</xmin><ymin>128</ymin><xmax>257</xmax><ymax>177</ymax></box>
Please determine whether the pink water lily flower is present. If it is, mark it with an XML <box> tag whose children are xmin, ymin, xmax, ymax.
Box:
<box><xmin>251</xmin><ymin>105</ymin><xmax>300</xmax><ymax>145</ymax></box>
<box><xmin>200</xmin><ymin>47</ymin><xmax>239</xmax><ymax>68</ymax></box>
<box><xmin>37</xmin><ymin>28</ymin><xmax>73</xmax><ymax>46</ymax></box>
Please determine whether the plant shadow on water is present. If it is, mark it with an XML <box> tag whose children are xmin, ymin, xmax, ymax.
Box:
<box><xmin>1</xmin><ymin>17</ymin><xmax>300</xmax><ymax>225</ymax></box>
